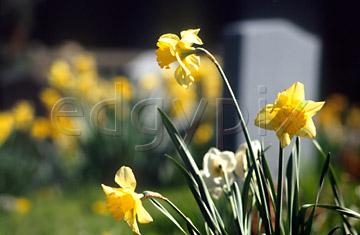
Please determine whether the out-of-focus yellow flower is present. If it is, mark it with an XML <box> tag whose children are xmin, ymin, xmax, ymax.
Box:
<box><xmin>346</xmin><ymin>106</ymin><xmax>360</xmax><ymax>129</ymax></box>
<box><xmin>317</xmin><ymin>93</ymin><xmax>348</xmax><ymax>127</ymax></box>
<box><xmin>156</xmin><ymin>29</ymin><xmax>203</xmax><ymax>88</ymax></box>
<box><xmin>0</xmin><ymin>112</ymin><xmax>14</xmax><ymax>146</ymax></box>
<box><xmin>112</xmin><ymin>76</ymin><xmax>133</xmax><ymax>100</ymax></box>
<box><xmin>92</xmin><ymin>200</ymin><xmax>109</xmax><ymax>215</ymax></box>
<box><xmin>194</xmin><ymin>58</ymin><xmax>223</xmax><ymax>105</ymax></box>
<box><xmin>48</xmin><ymin>59</ymin><xmax>75</xmax><ymax>90</ymax></box>
<box><xmin>14</xmin><ymin>197</ymin><xmax>31</xmax><ymax>214</ymax></box>
<box><xmin>13</xmin><ymin>100</ymin><xmax>34</xmax><ymax>130</ymax></box>
<box><xmin>255</xmin><ymin>82</ymin><xmax>325</xmax><ymax>148</ymax></box>
<box><xmin>52</xmin><ymin>117</ymin><xmax>79</xmax><ymax>152</ymax></box>
<box><xmin>101</xmin><ymin>232</ymin><xmax>112</xmax><ymax>235</ymax></box>
<box><xmin>73</xmin><ymin>52</ymin><xmax>96</xmax><ymax>73</ymax></box>
<box><xmin>194</xmin><ymin>123</ymin><xmax>213</xmax><ymax>144</ymax></box>
<box><xmin>40</xmin><ymin>88</ymin><xmax>62</xmax><ymax>110</ymax></box>
<box><xmin>31</xmin><ymin>117</ymin><xmax>52</xmax><ymax>139</ymax></box>
<box><xmin>102</xmin><ymin>166</ymin><xmax>152</xmax><ymax>235</ymax></box>
<box><xmin>139</xmin><ymin>73</ymin><xmax>160</xmax><ymax>91</ymax></box>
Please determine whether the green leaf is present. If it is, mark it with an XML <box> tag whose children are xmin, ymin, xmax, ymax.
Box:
<box><xmin>301</xmin><ymin>203</ymin><xmax>360</xmax><ymax>219</ymax></box>
<box><xmin>313</xmin><ymin>140</ymin><xmax>357</xmax><ymax>234</ymax></box>
<box><xmin>241</xmin><ymin>165</ymin><xmax>254</xmax><ymax>217</ymax></box>
<box><xmin>286</xmin><ymin>151</ymin><xmax>295</xmax><ymax>234</ymax></box>
<box><xmin>158</xmin><ymin>108</ymin><xmax>223</xmax><ymax>234</ymax></box>
<box><xmin>261</xmin><ymin>149</ymin><xmax>277</xmax><ymax>211</ymax></box>
<box><xmin>327</xmin><ymin>226</ymin><xmax>345</xmax><ymax>235</ymax></box>
<box><xmin>304</xmin><ymin>153</ymin><xmax>331</xmax><ymax>234</ymax></box>
<box><xmin>275</xmin><ymin>145</ymin><xmax>284</xmax><ymax>235</ymax></box>
<box><xmin>149</xmin><ymin>198</ymin><xmax>187</xmax><ymax>235</ymax></box>
<box><xmin>247</xmin><ymin>148</ymin><xmax>273</xmax><ymax>235</ymax></box>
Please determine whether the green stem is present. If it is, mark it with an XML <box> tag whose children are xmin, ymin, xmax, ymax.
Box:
<box><xmin>275</xmin><ymin>145</ymin><xmax>284</xmax><ymax>234</ymax></box>
<box><xmin>196</xmin><ymin>47</ymin><xmax>273</xmax><ymax>234</ymax></box>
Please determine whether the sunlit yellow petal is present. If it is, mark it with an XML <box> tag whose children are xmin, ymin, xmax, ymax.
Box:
<box><xmin>115</xmin><ymin>166</ymin><xmax>136</xmax><ymax>191</ymax></box>
<box><xmin>175</xmin><ymin>66</ymin><xmax>194</xmax><ymax>89</ymax></box>
<box><xmin>155</xmin><ymin>48</ymin><xmax>177</xmax><ymax>69</ymax></box>
<box><xmin>125</xmin><ymin>209</ymin><xmax>140</xmax><ymax>234</ymax></box>
<box><xmin>101</xmin><ymin>184</ymin><xmax>123</xmax><ymax>195</ymax></box>
<box><xmin>180</xmin><ymin>29</ymin><xmax>203</xmax><ymax>46</ymax></box>
<box><xmin>254</xmin><ymin>104</ymin><xmax>278</xmax><ymax>130</ymax></box>
<box><xmin>303</xmin><ymin>101</ymin><xmax>325</xmax><ymax>118</ymax></box>
<box><xmin>158</xmin><ymin>33</ymin><xmax>180</xmax><ymax>49</ymax></box>
<box><xmin>282</xmin><ymin>82</ymin><xmax>304</xmax><ymax>102</ymax></box>
<box><xmin>295</xmin><ymin>118</ymin><xmax>316</xmax><ymax>138</ymax></box>
<box><xmin>276</xmin><ymin>131</ymin><xmax>292</xmax><ymax>148</ymax></box>
<box><xmin>135</xmin><ymin>201</ymin><xmax>153</xmax><ymax>223</ymax></box>
<box><xmin>184</xmin><ymin>54</ymin><xmax>200</xmax><ymax>71</ymax></box>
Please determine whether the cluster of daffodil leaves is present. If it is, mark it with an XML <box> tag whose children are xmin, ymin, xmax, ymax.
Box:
<box><xmin>102</xmin><ymin>29</ymin><xmax>360</xmax><ymax>235</ymax></box>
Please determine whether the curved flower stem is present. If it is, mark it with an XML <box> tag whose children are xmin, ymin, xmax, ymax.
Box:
<box><xmin>195</xmin><ymin>48</ymin><xmax>254</xmax><ymax>157</ymax></box>
<box><xmin>195</xmin><ymin>47</ymin><xmax>273</xmax><ymax>234</ymax></box>
<box><xmin>142</xmin><ymin>191</ymin><xmax>201</xmax><ymax>235</ymax></box>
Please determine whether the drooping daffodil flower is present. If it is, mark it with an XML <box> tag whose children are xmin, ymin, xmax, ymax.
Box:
<box><xmin>155</xmin><ymin>29</ymin><xmax>203</xmax><ymax>88</ymax></box>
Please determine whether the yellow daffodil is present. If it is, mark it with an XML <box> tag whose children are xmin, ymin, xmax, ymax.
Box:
<box><xmin>72</xmin><ymin>52</ymin><xmax>96</xmax><ymax>73</ymax></box>
<box><xmin>194</xmin><ymin>123</ymin><xmax>214</xmax><ymax>144</ymax></box>
<box><xmin>156</xmin><ymin>29</ymin><xmax>203</xmax><ymax>88</ymax></box>
<box><xmin>48</xmin><ymin>59</ymin><xmax>75</xmax><ymax>90</ymax></box>
<box><xmin>0</xmin><ymin>112</ymin><xmax>14</xmax><ymax>146</ymax></box>
<box><xmin>14</xmin><ymin>197</ymin><xmax>31</xmax><ymax>214</ymax></box>
<box><xmin>31</xmin><ymin>117</ymin><xmax>52</xmax><ymax>139</ymax></box>
<box><xmin>40</xmin><ymin>88</ymin><xmax>62</xmax><ymax>110</ymax></box>
<box><xmin>112</xmin><ymin>76</ymin><xmax>133</xmax><ymax>100</ymax></box>
<box><xmin>12</xmin><ymin>100</ymin><xmax>34</xmax><ymax>130</ymax></box>
<box><xmin>255</xmin><ymin>82</ymin><xmax>325</xmax><ymax>148</ymax></box>
<box><xmin>102</xmin><ymin>166</ymin><xmax>152</xmax><ymax>235</ymax></box>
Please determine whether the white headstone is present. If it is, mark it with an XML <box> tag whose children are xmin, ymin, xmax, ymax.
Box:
<box><xmin>223</xmin><ymin>19</ymin><xmax>322</xmax><ymax>178</ymax></box>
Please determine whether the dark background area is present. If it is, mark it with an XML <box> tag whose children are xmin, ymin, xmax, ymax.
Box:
<box><xmin>1</xmin><ymin>0</ymin><xmax>360</xmax><ymax>103</ymax></box>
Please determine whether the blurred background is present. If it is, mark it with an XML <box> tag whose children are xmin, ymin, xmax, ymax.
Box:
<box><xmin>1</xmin><ymin>0</ymin><xmax>359</xmax><ymax>234</ymax></box>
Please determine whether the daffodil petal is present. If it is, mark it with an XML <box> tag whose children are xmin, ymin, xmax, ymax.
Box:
<box><xmin>254</xmin><ymin>104</ymin><xmax>278</xmax><ymax>130</ymax></box>
<box><xmin>115</xmin><ymin>166</ymin><xmax>136</xmax><ymax>191</ymax></box>
<box><xmin>101</xmin><ymin>184</ymin><xmax>123</xmax><ymax>196</ymax></box>
<box><xmin>184</xmin><ymin>54</ymin><xmax>200</xmax><ymax>71</ymax></box>
<box><xmin>136</xmin><ymin>201</ymin><xmax>153</xmax><ymax>224</ymax></box>
<box><xmin>174</xmin><ymin>66</ymin><xmax>194</xmax><ymax>89</ymax></box>
<box><xmin>180</xmin><ymin>29</ymin><xmax>203</xmax><ymax>45</ymax></box>
<box><xmin>303</xmin><ymin>100</ymin><xmax>325</xmax><ymax>118</ymax></box>
<box><xmin>158</xmin><ymin>33</ymin><xmax>180</xmax><ymax>48</ymax></box>
<box><xmin>276</xmin><ymin>131</ymin><xmax>292</xmax><ymax>148</ymax></box>
<box><xmin>106</xmin><ymin>193</ymin><xmax>126</xmax><ymax>220</ymax></box>
<box><xmin>155</xmin><ymin>48</ymin><xmax>177</xmax><ymax>69</ymax></box>
<box><xmin>283</xmin><ymin>82</ymin><xmax>305</xmax><ymax>102</ymax></box>
<box><xmin>295</xmin><ymin>118</ymin><xmax>316</xmax><ymax>138</ymax></box>
<box><xmin>124</xmin><ymin>209</ymin><xmax>140</xmax><ymax>234</ymax></box>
